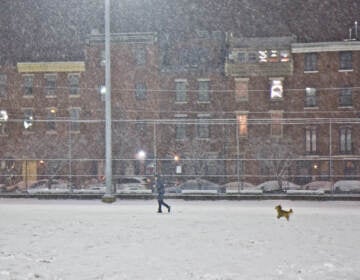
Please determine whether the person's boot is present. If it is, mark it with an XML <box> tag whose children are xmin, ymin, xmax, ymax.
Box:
<box><xmin>168</xmin><ymin>206</ymin><xmax>171</xmax><ymax>213</ymax></box>
<box><xmin>157</xmin><ymin>209</ymin><xmax>162</xmax><ymax>213</ymax></box>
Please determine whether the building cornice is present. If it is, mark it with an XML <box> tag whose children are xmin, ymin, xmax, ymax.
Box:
<box><xmin>292</xmin><ymin>41</ymin><xmax>360</xmax><ymax>53</ymax></box>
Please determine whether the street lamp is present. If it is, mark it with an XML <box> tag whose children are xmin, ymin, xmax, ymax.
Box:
<box><xmin>101</xmin><ymin>0</ymin><xmax>115</xmax><ymax>203</ymax></box>
<box><xmin>136</xmin><ymin>150</ymin><xmax>146</xmax><ymax>161</ymax></box>
<box><xmin>136</xmin><ymin>150</ymin><xmax>146</xmax><ymax>175</ymax></box>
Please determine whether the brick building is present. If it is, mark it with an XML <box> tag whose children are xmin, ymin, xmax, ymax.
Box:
<box><xmin>1</xmin><ymin>25</ymin><xmax>359</xmax><ymax>187</ymax></box>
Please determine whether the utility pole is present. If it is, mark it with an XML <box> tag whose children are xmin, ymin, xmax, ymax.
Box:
<box><xmin>102</xmin><ymin>0</ymin><xmax>116</xmax><ymax>203</ymax></box>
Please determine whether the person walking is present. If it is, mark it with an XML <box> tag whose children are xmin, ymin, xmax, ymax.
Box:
<box><xmin>155</xmin><ymin>174</ymin><xmax>171</xmax><ymax>213</ymax></box>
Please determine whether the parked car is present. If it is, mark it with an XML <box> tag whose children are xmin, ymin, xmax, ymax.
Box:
<box><xmin>26</xmin><ymin>179</ymin><xmax>71</xmax><ymax>193</ymax></box>
<box><xmin>334</xmin><ymin>180</ymin><xmax>360</xmax><ymax>193</ymax></box>
<box><xmin>179</xmin><ymin>179</ymin><xmax>224</xmax><ymax>194</ymax></box>
<box><xmin>115</xmin><ymin>176</ymin><xmax>152</xmax><ymax>193</ymax></box>
<box><xmin>256</xmin><ymin>180</ymin><xmax>300</xmax><ymax>193</ymax></box>
<box><xmin>302</xmin><ymin>181</ymin><xmax>332</xmax><ymax>193</ymax></box>
<box><xmin>223</xmin><ymin>181</ymin><xmax>256</xmax><ymax>193</ymax></box>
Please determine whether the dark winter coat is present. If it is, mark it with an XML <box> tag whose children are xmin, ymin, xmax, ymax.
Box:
<box><xmin>156</xmin><ymin>178</ymin><xmax>165</xmax><ymax>200</ymax></box>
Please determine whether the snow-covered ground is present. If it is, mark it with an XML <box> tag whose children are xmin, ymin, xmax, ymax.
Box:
<box><xmin>0</xmin><ymin>199</ymin><xmax>359</xmax><ymax>280</ymax></box>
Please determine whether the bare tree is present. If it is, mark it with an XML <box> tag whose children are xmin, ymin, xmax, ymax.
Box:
<box><xmin>250</xmin><ymin>138</ymin><xmax>297</xmax><ymax>191</ymax></box>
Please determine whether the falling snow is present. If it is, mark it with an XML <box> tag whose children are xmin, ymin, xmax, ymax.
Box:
<box><xmin>0</xmin><ymin>199</ymin><xmax>359</xmax><ymax>280</ymax></box>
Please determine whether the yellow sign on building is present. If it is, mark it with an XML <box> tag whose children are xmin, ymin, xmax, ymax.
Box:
<box><xmin>17</xmin><ymin>61</ymin><xmax>85</xmax><ymax>73</ymax></box>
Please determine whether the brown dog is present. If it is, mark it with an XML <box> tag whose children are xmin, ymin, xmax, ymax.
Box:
<box><xmin>275</xmin><ymin>205</ymin><xmax>293</xmax><ymax>221</ymax></box>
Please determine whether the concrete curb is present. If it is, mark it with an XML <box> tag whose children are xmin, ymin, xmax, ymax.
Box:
<box><xmin>1</xmin><ymin>193</ymin><xmax>360</xmax><ymax>201</ymax></box>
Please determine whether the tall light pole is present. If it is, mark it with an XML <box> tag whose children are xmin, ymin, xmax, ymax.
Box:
<box><xmin>102</xmin><ymin>0</ymin><xmax>116</xmax><ymax>203</ymax></box>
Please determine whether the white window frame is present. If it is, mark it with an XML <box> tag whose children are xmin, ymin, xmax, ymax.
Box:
<box><xmin>68</xmin><ymin>74</ymin><xmax>80</xmax><ymax>96</ymax></box>
<box><xmin>0</xmin><ymin>74</ymin><xmax>7</xmax><ymax>98</ymax></box>
<box><xmin>44</xmin><ymin>74</ymin><xmax>57</xmax><ymax>97</ymax></box>
<box><xmin>197</xmin><ymin>79</ymin><xmax>210</xmax><ymax>102</ymax></box>
<box><xmin>23</xmin><ymin>75</ymin><xmax>34</xmax><ymax>97</ymax></box>
<box><xmin>69</xmin><ymin>107</ymin><xmax>81</xmax><ymax>132</ymax></box>
<box><xmin>175</xmin><ymin>79</ymin><xmax>187</xmax><ymax>103</ymax></box>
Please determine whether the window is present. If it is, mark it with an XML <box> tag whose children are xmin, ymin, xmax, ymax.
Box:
<box><xmin>175</xmin><ymin>80</ymin><xmax>187</xmax><ymax>102</ymax></box>
<box><xmin>134</xmin><ymin>48</ymin><xmax>147</xmax><ymax>65</ymax></box>
<box><xmin>344</xmin><ymin>161</ymin><xmax>356</xmax><ymax>179</ymax></box>
<box><xmin>197</xmin><ymin>116</ymin><xmax>210</xmax><ymax>139</ymax></box>
<box><xmin>198</xmin><ymin>80</ymin><xmax>210</xmax><ymax>102</ymax></box>
<box><xmin>339</xmin><ymin>87</ymin><xmax>352</xmax><ymax>106</ymax></box>
<box><xmin>175</xmin><ymin>114</ymin><xmax>187</xmax><ymax>140</ymax></box>
<box><xmin>305</xmin><ymin>127</ymin><xmax>317</xmax><ymax>154</ymax></box>
<box><xmin>270</xmin><ymin>78</ymin><xmax>283</xmax><ymax>99</ymax></box>
<box><xmin>47</xmin><ymin>108</ymin><xmax>57</xmax><ymax>131</ymax></box>
<box><xmin>237</xmin><ymin>52</ymin><xmax>246</xmax><ymax>63</ymax></box>
<box><xmin>0</xmin><ymin>74</ymin><xmax>7</xmax><ymax>98</ymax></box>
<box><xmin>340</xmin><ymin>127</ymin><xmax>352</xmax><ymax>153</ymax></box>
<box><xmin>23</xmin><ymin>108</ymin><xmax>34</xmax><ymax>131</ymax></box>
<box><xmin>176</xmin><ymin>122</ymin><xmax>186</xmax><ymax>140</ymax></box>
<box><xmin>44</xmin><ymin>75</ymin><xmax>56</xmax><ymax>96</ymax></box>
<box><xmin>0</xmin><ymin>122</ymin><xmax>7</xmax><ymax>135</ymax></box>
<box><xmin>23</xmin><ymin>75</ymin><xmax>34</xmax><ymax>96</ymax></box>
<box><xmin>339</xmin><ymin>51</ymin><xmax>352</xmax><ymax>70</ymax></box>
<box><xmin>304</xmin><ymin>53</ymin><xmax>317</xmax><ymax>72</ymax></box>
<box><xmin>135</xmin><ymin>83</ymin><xmax>146</xmax><ymax>100</ymax></box>
<box><xmin>136</xmin><ymin>119</ymin><xmax>146</xmax><ymax>135</ymax></box>
<box><xmin>68</xmin><ymin>74</ymin><xmax>80</xmax><ymax>96</ymax></box>
<box><xmin>248</xmin><ymin>52</ymin><xmax>257</xmax><ymax>63</ymax></box>
<box><xmin>235</xmin><ymin>78</ymin><xmax>249</xmax><ymax>101</ymax></box>
<box><xmin>237</xmin><ymin>114</ymin><xmax>248</xmax><ymax>137</ymax></box>
<box><xmin>270</xmin><ymin>111</ymin><xmax>283</xmax><ymax>137</ymax></box>
<box><xmin>305</xmin><ymin>87</ymin><xmax>317</xmax><ymax>107</ymax></box>
<box><xmin>69</xmin><ymin>108</ymin><xmax>80</xmax><ymax>132</ymax></box>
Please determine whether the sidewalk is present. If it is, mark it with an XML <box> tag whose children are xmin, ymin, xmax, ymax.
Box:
<box><xmin>1</xmin><ymin>192</ymin><xmax>360</xmax><ymax>201</ymax></box>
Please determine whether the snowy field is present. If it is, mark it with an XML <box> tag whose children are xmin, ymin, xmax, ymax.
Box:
<box><xmin>0</xmin><ymin>199</ymin><xmax>359</xmax><ymax>280</ymax></box>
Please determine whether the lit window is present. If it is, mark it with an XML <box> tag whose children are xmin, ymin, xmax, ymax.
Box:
<box><xmin>305</xmin><ymin>87</ymin><xmax>317</xmax><ymax>107</ymax></box>
<box><xmin>258</xmin><ymin>50</ymin><xmax>268</xmax><ymax>63</ymax></box>
<box><xmin>280</xmin><ymin>50</ymin><xmax>290</xmax><ymax>62</ymax></box>
<box><xmin>23</xmin><ymin>109</ymin><xmax>34</xmax><ymax>130</ymax></box>
<box><xmin>305</xmin><ymin>127</ymin><xmax>317</xmax><ymax>153</ymax></box>
<box><xmin>237</xmin><ymin>114</ymin><xmax>248</xmax><ymax>137</ymax></box>
<box><xmin>268</xmin><ymin>50</ymin><xmax>278</xmax><ymax>62</ymax></box>
<box><xmin>270</xmin><ymin>79</ymin><xmax>283</xmax><ymax>99</ymax></box>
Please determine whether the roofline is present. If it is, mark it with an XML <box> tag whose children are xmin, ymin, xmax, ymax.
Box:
<box><xmin>292</xmin><ymin>40</ymin><xmax>360</xmax><ymax>53</ymax></box>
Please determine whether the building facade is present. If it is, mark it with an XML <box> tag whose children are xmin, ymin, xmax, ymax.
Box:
<box><xmin>0</xmin><ymin>29</ymin><xmax>359</xmax><ymax>187</ymax></box>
